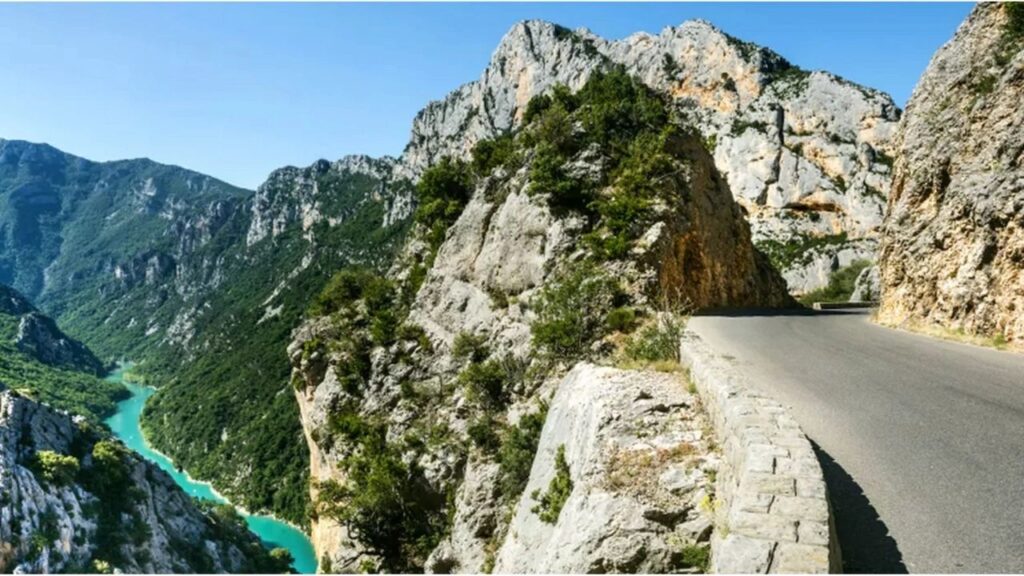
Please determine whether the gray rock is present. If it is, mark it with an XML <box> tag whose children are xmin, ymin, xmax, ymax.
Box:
<box><xmin>878</xmin><ymin>4</ymin><xmax>1024</xmax><ymax>344</ymax></box>
<box><xmin>492</xmin><ymin>364</ymin><xmax>718</xmax><ymax>573</ymax></box>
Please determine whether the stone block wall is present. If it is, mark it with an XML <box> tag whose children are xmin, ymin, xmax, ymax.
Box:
<box><xmin>680</xmin><ymin>330</ymin><xmax>839</xmax><ymax>573</ymax></box>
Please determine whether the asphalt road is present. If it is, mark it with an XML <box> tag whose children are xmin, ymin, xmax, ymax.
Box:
<box><xmin>688</xmin><ymin>309</ymin><xmax>1024</xmax><ymax>573</ymax></box>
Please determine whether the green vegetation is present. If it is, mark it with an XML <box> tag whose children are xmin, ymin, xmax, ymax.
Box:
<box><xmin>530</xmin><ymin>445</ymin><xmax>573</xmax><ymax>524</ymax></box>
<box><xmin>414</xmin><ymin>157</ymin><xmax>474</xmax><ymax>256</ymax></box>
<box><xmin>79</xmin><ymin>440</ymin><xmax>146</xmax><ymax>568</ymax></box>
<box><xmin>474</xmin><ymin>67</ymin><xmax>685</xmax><ymax>262</ymax></box>
<box><xmin>496</xmin><ymin>404</ymin><xmax>548</xmax><ymax>501</ymax></box>
<box><xmin>973</xmin><ymin>74</ymin><xmax>997</xmax><ymax>95</ymax></box>
<box><xmin>136</xmin><ymin>165</ymin><xmax>411</xmax><ymax>526</ymax></box>
<box><xmin>620</xmin><ymin>315</ymin><xmax>685</xmax><ymax>370</ymax></box>
<box><xmin>315</xmin><ymin>419</ymin><xmax>447</xmax><ymax>571</ymax></box>
<box><xmin>799</xmin><ymin>259</ymin><xmax>873</xmax><ymax>306</ymax></box>
<box><xmin>677</xmin><ymin>543</ymin><xmax>710</xmax><ymax>571</ymax></box>
<box><xmin>31</xmin><ymin>450</ymin><xmax>80</xmax><ymax>486</ymax></box>
<box><xmin>0</xmin><ymin>288</ymin><xmax>126</xmax><ymax>424</ymax></box>
<box><xmin>471</xmin><ymin>133</ymin><xmax>518</xmax><ymax>177</ymax></box>
<box><xmin>531</xmin><ymin>262</ymin><xmax>624</xmax><ymax>358</ymax></box>
<box><xmin>756</xmin><ymin>232</ymin><xmax>850</xmax><ymax>272</ymax></box>
<box><xmin>1005</xmin><ymin>2</ymin><xmax>1024</xmax><ymax>40</ymax></box>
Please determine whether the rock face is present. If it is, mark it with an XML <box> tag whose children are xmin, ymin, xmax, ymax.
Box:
<box><xmin>398</xmin><ymin>20</ymin><xmax>900</xmax><ymax>293</ymax></box>
<box><xmin>878</xmin><ymin>3</ymin><xmax>1024</xmax><ymax>343</ymax></box>
<box><xmin>492</xmin><ymin>364</ymin><xmax>718</xmax><ymax>573</ymax></box>
<box><xmin>0</xmin><ymin>388</ymin><xmax>278</xmax><ymax>574</ymax></box>
<box><xmin>290</xmin><ymin>68</ymin><xmax>790</xmax><ymax>572</ymax></box>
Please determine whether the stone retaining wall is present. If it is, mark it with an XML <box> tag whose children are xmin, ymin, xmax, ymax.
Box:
<box><xmin>680</xmin><ymin>330</ymin><xmax>839</xmax><ymax>573</ymax></box>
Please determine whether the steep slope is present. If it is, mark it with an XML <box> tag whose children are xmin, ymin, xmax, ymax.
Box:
<box><xmin>0</xmin><ymin>387</ymin><xmax>289</xmax><ymax>574</ymax></box>
<box><xmin>290</xmin><ymin>70</ymin><xmax>790</xmax><ymax>572</ymax></box>
<box><xmin>140</xmin><ymin>156</ymin><xmax>413</xmax><ymax>525</ymax></box>
<box><xmin>0</xmin><ymin>139</ymin><xmax>252</xmax><ymax>360</ymax></box>
<box><xmin>0</xmin><ymin>283</ymin><xmax>123</xmax><ymax>422</ymax></box>
<box><xmin>0</xmin><ymin>139</ymin><xmax>413</xmax><ymax>524</ymax></box>
<box><xmin>878</xmin><ymin>3</ymin><xmax>1024</xmax><ymax>345</ymax></box>
<box><xmin>399</xmin><ymin>20</ymin><xmax>901</xmax><ymax>293</ymax></box>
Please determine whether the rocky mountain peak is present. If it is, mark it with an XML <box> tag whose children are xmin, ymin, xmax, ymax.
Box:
<box><xmin>394</xmin><ymin>18</ymin><xmax>901</xmax><ymax>294</ymax></box>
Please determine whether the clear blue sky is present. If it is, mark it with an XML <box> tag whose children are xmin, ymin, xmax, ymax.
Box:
<box><xmin>0</xmin><ymin>2</ymin><xmax>972</xmax><ymax>190</ymax></box>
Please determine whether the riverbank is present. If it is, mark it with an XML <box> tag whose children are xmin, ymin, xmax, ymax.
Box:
<box><xmin>103</xmin><ymin>364</ymin><xmax>318</xmax><ymax>573</ymax></box>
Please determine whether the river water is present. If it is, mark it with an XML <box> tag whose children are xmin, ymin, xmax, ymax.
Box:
<box><xmin>102</xmin><ymin>365</ymin><xmax>318</xmax><ymax>573</ymax></box>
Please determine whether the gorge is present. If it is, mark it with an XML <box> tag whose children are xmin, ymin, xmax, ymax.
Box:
<box><xmin>3</xmin><ymin>3</ymin><xmax>1020</xmax><ymax>573</ymax></box>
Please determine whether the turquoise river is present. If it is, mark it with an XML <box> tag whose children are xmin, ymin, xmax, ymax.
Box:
<box><xmin>103</xmin><ymin>364</ymin><xmax>318</xmax><ymax>573</ymax></box>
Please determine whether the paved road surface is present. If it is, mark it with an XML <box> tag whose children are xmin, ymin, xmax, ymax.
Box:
<box><xmin>689</xmin><ymin>310</ymin><xmax>1024</xmax><ymax>573</ymax></box>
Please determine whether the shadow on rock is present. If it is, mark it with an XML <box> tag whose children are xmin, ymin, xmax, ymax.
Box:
<box><xmin>811</xmin><ymin>440</ymin><xmax>908</xmax><ymax>574</ymax></box>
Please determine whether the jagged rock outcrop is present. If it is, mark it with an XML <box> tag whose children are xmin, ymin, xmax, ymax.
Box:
<box><xmin>291</xmin><ymin>69</ymin><xmax>790</xmax><ymax>572</ymax></box>
<box><xmin>0</xmin><ymin>388</ymin><xmax>280</xmax><ymax>574</ymax></box>
<box><xmin>247</xmin><ymin>156</ymin><xmax>410</xmax><ymax>247</ymax></box>
<box><xmin>0</xmin><ymin>285</ymin><xmax>104</xmax><ymax>376</ymax></box>
<box><xmin>397</xmin><ymin>19</ymin><xmax>900</xmax><ymax>293</ymax></box>
<box><xmin>878</xmin><ymin>3</ymin><xmax>1024</xmax><ymax>344</ymax></box>
<box><xmin>492</xmin><ymin>364</ymin><xmax>718</xmax><ymax>573</ymax></box>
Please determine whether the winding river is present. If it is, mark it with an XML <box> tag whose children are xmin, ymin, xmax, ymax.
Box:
<box><xmin>103</xmin><ymin>365</ymin><xmax>318</xmax><ymax>574</ymax></box>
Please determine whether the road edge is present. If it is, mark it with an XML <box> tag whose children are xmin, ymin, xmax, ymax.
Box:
<box><xmin>680</xmin><ymin>328</ymin><xmax>840</xmax><ymax>573</ymax></box>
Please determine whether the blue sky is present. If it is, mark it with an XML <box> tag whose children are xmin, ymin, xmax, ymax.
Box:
<box><xmin>0</xmin><ymin>3</ymin><xmax>971</xmax><ymax>190</ymax></box>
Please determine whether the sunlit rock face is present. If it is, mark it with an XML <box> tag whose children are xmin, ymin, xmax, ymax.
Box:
<box><xmin>879</xmin><ymin>3</ymin><xmax>1024</xmax><ymax>344</ymax></box>
<box><xmin>396</xmin><ymin>19</ymin><xmax>900</xmax><ymax>293</ymax></box>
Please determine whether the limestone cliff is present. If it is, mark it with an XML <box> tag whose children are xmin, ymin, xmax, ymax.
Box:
<box><xmin>0</xmin><ymin>388</ymin><xmax>285</xmax><ymax>574</ymax></box>
<box><xmin>291</xmin><ymin>70</ymin><xmax>789</xmax><ymax>572</ymax></box>
<box><xmin>397</xmin><ymin>20</ymin><xmax>900</xmax><ymax>293</ymax></box>
<box><xmin>878</xmin><ymin>3</ymin><xmax>1024</xmax><ymax>344</ymax></box>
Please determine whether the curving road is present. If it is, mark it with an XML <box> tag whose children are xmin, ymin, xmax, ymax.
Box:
<box><xmin>689</xmin><ymin>309</ymin><xmax>1024</xmax><ymax>573</ymax></box>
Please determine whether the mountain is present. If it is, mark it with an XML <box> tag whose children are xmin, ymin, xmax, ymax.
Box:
<box><xmin>399</xmin><ymin>20</ymin><xmax>901</xmax><ymax>294</ymax></box>
<box><xmin>0</xmin><ymin>282</ymin><xmax>123</xmax><ymax>422</ymax></box>
<box><xmin>878</xmin><ymin>3</ymin><xmax>1024</xmax><ymax>346</ymax></box>
<box><xmin>0</xmin><ymin>386</ymin><xmax>290</xmax><ymax>573</ymax></box>
<box><xmin>290</xmin><ymin>68</ymin><xmax>791</xmax><ymax>572</ymax></box>
<box><xmin>0</xmin><ymin>15</ymin><xmax>903</xmax><ymax>532</ymax></box>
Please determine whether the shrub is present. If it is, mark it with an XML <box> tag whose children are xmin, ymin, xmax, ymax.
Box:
<box><xmin>605</xmin><ymin>306</ymin><xmax>637</xmax><ymax>333</ymax></box>
<box><xmin>528</xmin><ymin>141</ymin><xmax>591</xmax><ymax>214</ymax></box>
<box><xmin>471</xmin><ymin>133</ymin><xmax>517</xmax><ymax>177</ymax></box>
<box><xmin>531</xmin><ymin>445</ymin><xmax>573</xmax><ymax>524</ymax></box>
<box><xmin>497</xmin><ymin>404</ymin><xmax>548</xmax><ymax>500</ymax></box>
<box><xmin>623</xmin><ymin>315</ymin><xmax>685</xmax><ymax>364</ymax></box>
<box><xmin>269</xmin><ymin>548</ymin><xmax>294</xmax><ymax>573</ymax></box>
<box><xmin>32</xmin><ymin>450</ymin><xmax>80</xmax><ymax>486</ymax></box>
<box><xmin>798</xmin><ymin>260</ymin><xmax>873</xmax><ymax>306</ymax></box>
<box><xmin>467</xmin><ymin>415</ymin><xmax>503</xmax><ymax>453</ymax></box>
<box><xmin>316</xmin><ymin>422</ymin><xmax>446</xmax><ymax>570</ymax></box>
<box><xmin>414</xmin><ymin>157</ymin><xmax>474</xmax><ymax>254</ymax></box>
<box><xmin>1007</xmin><ymin>2</ymin><xmax>1024</xmax><ymax>40</ymax></box>
<box><xmin>575</xmin><ymin>67</ymin><xmax>667</xmax><ymax>153</ymax></box>
<box><xmin>677</xmin><ymin>544</ymin><xmax>710</xmax><ymax>571</ymax></box>
<box><xmin>459</xmin><ymin>358</ymin><xmax>509</xmax><ymax>411</ymax></box>
<box><xmin>452</xmin><ymin>332</ymin><xmax>490</xmax><ymax>363</ymax></box>
<box><xmin>531</xmin><ymin>263</ymin><xmax>622</xmax><ymax>358</ymax></box>
<box><xmin>311</xmin><ymin>267</ymin><xmax>378</xmax><ymax>317</ymax></box>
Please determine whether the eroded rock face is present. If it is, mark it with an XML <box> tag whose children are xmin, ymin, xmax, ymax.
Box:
<box><xmin>492</xmin><ymin>364</ymin><xmax>718</xmax><ymax>574</ymax></box>
<box><xmin>878</xmin><ymin>4</ymin><xmax>1024</xmax><ymax>343</ymax></box>
<box><xmin>396</xmin><ymin>20</ymin><xmax>900</xmax><ymax>293</ymax></box>
<box><xmin>0</xmin><ymin>389</ymin><xmax>270</xmax><ymax>574</ymax></box>
<box><xmin>291</xmin><ymin>109</ymin><xmax>789</xmax><ymax>570</ymax></box>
